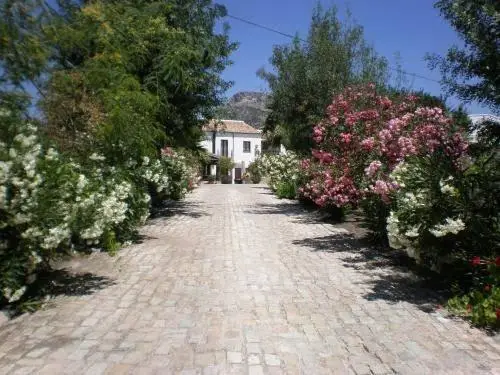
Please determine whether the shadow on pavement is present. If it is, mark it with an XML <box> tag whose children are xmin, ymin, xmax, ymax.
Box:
<box><xmin>2</xmin><ymin>269</ymin><xmax>115</xmax><ymax>317</ymax></box>
<box><xmin>250</xmin><ymin>186</ymin><xmax>276</xmax><ymax>195</ymax></box>
<box><xmin>244</xmin><ymin>201</ymin><xmax>305</xmax><ymax>217</ymax></box>
<box><xmin>292</xmin><ymin>233</ymin><xmax>449</xmax><ymax>312</ymax></box>
<box><xmin>35</xmin><ymin>269</ymin><xmax>116</xmax><ymax>297</ymax></box>
<box><xmin>151</xmin><ymin>200</ymin><xmax>210</xmax><ymax>219</ymax></box>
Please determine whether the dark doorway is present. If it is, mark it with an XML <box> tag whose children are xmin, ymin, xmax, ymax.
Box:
<box><xmin>234</xmin><ymin>168</ymin><xmax>242</xmax><ymax>184</ymax></box>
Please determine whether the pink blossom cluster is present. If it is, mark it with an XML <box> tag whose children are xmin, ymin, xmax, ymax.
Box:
<box><xmin>161</xmin><ymin>146</ymin><xmax>174</xmax><ymax>156</ymax></box>
<box><xmin>298</xmin><ymin>84</ymin><xmax>469</xmax><ymax>208</ymax></box>
<box><xmin>365</xmin><ymin>160</ymin><xmax>382</xmax><ymax>178</ymax></box>
<box><xmin>369</xmin><ymin>180</ymin><xmax>399</xmax><ymax>203</ymax></box>
<box><xmin>300</xmin><ymin>173</ymin><xmax>361</xmax><ymax>207</ymax></box>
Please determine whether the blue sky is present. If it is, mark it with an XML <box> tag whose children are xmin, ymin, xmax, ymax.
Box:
<box><xmin>216</xmin><ymin>0</ymin><xmax>492</xmax><ymax>115</ymax></box>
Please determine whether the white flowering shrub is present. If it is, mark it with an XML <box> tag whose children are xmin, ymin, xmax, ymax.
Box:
<box><xmin>158</xmin><ymin>148</ymin><xmax>192</xmax><ymax>200</ymax></box>
<box><xmin>139</xmin><ymin>147</ymin><xmax>198</xmax><ymax>202</ymax></box>
<box><xmin>387</xmin><ymin>152</ymin><xmax>499</xmax><ymax>270</ymax></box>
<box><xmin>259</xmin><ymin>152</ymin><xmax>301</xmax><ymax>192</ymax></box>
<box><xmin>0</xmin><ymin>121</ymin><xmax>149</xmax><ymax>303</ymax></box>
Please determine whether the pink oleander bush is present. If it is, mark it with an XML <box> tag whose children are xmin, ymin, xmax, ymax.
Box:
<box><xmin>299</xmin><ymin>84</ymin><xmax>469</xmax><ymax>237</ymax></box>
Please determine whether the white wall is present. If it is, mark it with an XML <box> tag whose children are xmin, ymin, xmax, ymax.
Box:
<box><xmin>201</xmin><ymin>131</ymin><xmax>262</xmax><ymax>181</ymax></box>
<box><xmin>200</xmin><ymin>133</ymin><xmax>213</xmax><ymax>154</ymax></box>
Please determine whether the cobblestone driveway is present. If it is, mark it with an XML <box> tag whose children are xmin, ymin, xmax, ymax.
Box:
<box><xmin>0</xmin><ymin>185</ymin><xmax>499</xmax><ymax>375</ymax></box>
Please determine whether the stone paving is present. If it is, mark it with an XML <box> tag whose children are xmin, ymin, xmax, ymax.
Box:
<box><xmin>0</xmin><ymin>184</ymin><xmax>499</xmax><ymax>375</ymax></box>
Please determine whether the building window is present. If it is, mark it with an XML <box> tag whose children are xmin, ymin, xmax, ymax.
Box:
<box><xmin>243</xmin><ymin>141</ymin><xmax>251</xmax><ymax>153</ymax></box>
<box><xmin>221</xmin><ymin>139</ymin><xmax>228</xmax><ymax>157</ymax></box>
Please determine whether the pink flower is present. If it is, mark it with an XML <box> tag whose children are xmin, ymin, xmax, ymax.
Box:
<box><xmin>365</xmin><ymin>160</ymin><xmax>382</xmax><ymax>178</ymax></box>
<box><xmin>370</xmin><ymin>180</ymin><xmax>397</xmax><ymax>203</ymax></box>
<box><xmin>360</xmin><ymin>137</ymin><xmax>375</xmax><ymax>151</ymax></box>
<box><xmin>311</xmin><ymin>149</ymin><xmax>334</xmax><ymax>164</ymax></box>
<box><xmin>397</xmin><ymin>137</ymin><xmax>417</xmax><ymax>158</ymax></box>
<box><xmin>313</xmin><ymin>126</ymin><xmax>325</xmax><ymax>143</ymax></box>
<box><xmin>340</xmin><ymin>133</ymin><xmax>352</xmax><ymax>144</ymax></box>
<box><xmin>161</xmin><ymin>146</ymin><xmax>174</xmax><ymax>156</ymax></box>
<box><xmin>378</xmin><ymin>97</ymin><xmax>392</xmax><ymax>109</ymax></box>
<box><xmin>471</xmin><ymin>256</ymin><xmax>481</xmax><ymax>266</ymax></box>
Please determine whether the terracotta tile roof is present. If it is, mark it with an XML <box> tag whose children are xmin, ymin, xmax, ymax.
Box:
<box><xmin>203</xmin><ymin>119</ymin><xmax>261</xmax><ymax>134</ymax></box>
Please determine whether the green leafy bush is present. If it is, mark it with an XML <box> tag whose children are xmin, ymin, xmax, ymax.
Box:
<box><xmin>447</xmin><ymin>257</ymin><xmax>500</xmax><ymax>328</ymax></box>
<box><xmin>275</xmin><ymin>181</ymin><xmax>297</xmax><ymax>199</ymax></box>
<box><xmin>246</xmin><ymin>161</ymin><xmax>262</xmax><ymax>183</ymax></box>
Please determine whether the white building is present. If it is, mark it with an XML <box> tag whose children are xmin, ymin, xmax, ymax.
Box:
<box><xmin>201</xmin><ymin>120</ymin><xmax>262</xmax><ymax>183</ymax></box>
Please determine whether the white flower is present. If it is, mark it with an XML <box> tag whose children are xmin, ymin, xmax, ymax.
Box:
<box><xmin>0</xmin><ymin>109</ymin><xmax>12</xmax><ymax>117</ymax></box>
<box><xmin>21</xmin><ymin>227</ymin><xmax>43</xmax><ymax>239</ymax></box>
<box><xmin>429</xmin><ymin>217</ymin><xmax>465</xmax><ymax>237</ymax></box>
<box><xmin>89</xmin><ymin>153</ymin><xmax>106</xmax><ymax>161</ymax></box>
<box><xmin>45</xmin><ymin>147</ymin><xmax>58</xmax><ymax>161</ymax></box>
<box><xmin>439</xmin><ymin>178</ymin><xmax>456</xmax><ymax>195</ymax></box>
<box><xmin>0</xmin><ymin>185</ymin><xmax>7</xmax><ymax>208</ymax></box>
<box><xmin>7</xmin><ymin>286</ymin><xmax>27</xmax><ymax>303</ymax></box>
<box><xmin>142</xmin><ymin>156</ymin><xmax>150</xmax><ymax>166</ymax></box>
<box><xmin>404</xmin><ymin>226</ymin><xmax>420</xmax><ymax>238</ymax></box>
<box><xmin>41</xmin><ymin>224</ymin><xmax>71</xmax><ymax>249</ymax></box>
<box><xmin>76</xmin><ymin>174</ymin><xmax>87</xmax><ymax>191</ymax></box>
<box><xmin>31</xmin><ymin>251</ymin><xmax>42</xmax><ymax>265</ymax></box>
<box><xmin>0</xmin><ymin>161</ymin><xmax>12</xmax><ymax>182</ymax></box>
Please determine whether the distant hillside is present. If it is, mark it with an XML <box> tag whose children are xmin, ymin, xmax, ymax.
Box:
<box><xmin>221</xmin><ymin>91</ymin><xmax>269</xmax><ymax>129</ymax></box>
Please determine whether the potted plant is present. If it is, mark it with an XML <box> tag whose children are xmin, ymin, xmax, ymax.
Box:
<box><xmin>246</xmin><ymin>161</ymin><xmax>262</xmax><ymax>184</ymax></box>
<box><xmin>218</xmin><ymin>156</ymin><xmax>235</xmax><ymax>184</ymax></box>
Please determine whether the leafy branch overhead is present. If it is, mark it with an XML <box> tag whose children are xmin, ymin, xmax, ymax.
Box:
<box><xmin>427</xmin><ymin>0</ymin><xmax>500</xmax><ymax>114</ymax></box>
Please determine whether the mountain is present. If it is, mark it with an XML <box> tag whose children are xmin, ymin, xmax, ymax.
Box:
<box><xmin>221</xmin><ymin>91</ymin><xmax>269</xmax><ymax>129</ymax></box>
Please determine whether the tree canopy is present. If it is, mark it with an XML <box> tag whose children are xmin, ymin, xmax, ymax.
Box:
<box><xmin>259</xmin><ymin>5</ymin><xmax>389</xmax><ymax>153</ymax></box>
<box><xmin>0</xmin><ymin>0</ymin><xmax>237</xmax><ymax>150</ymax></box>
<box><xmin>427</xmin><ymin>0</ymin><xmax>500</xmax><ymax>114</ymax></box>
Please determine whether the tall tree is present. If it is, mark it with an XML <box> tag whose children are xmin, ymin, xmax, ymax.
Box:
<box><xmin>259</xmin><ymin>5</ymin><xmax>388</xmax><ymax>153</ymax></box>
<box><xmin>0</xmin><ymin>0</ymin><xmax>237</xmax><ymax>149</ymax></box>
<box><xmin>427</xmin><ymin>0</ymin><xmax>500</xmax><ymax>114</ymax></box>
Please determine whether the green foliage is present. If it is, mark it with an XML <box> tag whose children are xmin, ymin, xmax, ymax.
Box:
<box><xmin>275</xmin><ymin>181</ymin><xmax>297</xmax><ymax>200</ymax></box>
<box><xmin>218</xmin><ymin>156</ymin><xmax>235</xmax><ymax>176</ymax></box>
<box><xmin>361</xmin><ymin>197</ymin><xmax>390</xmax><ymax>244</ymax></box>
<box><xmin>259</xmin><ymin>4</ymin><xmax>388</xmax><ymax>152</ymax></box>
<box><xmin>246</xmin><ymin>161</ymin><xmax>262</xmax><ymax>184</ymax></box>
<box><xmin>427</xmin><ymin>0</ymin><xmax>500</xmax><ymax>114</ymax></box>
<box><xmin>447</xmin><ymin>259</ymin><xmax>500</xmax><ymax>328</ymax></box>
<box><xmin>1</xmin><ymin>0</ymin><xmax>237</xmax><ymax>149</ymax></box>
